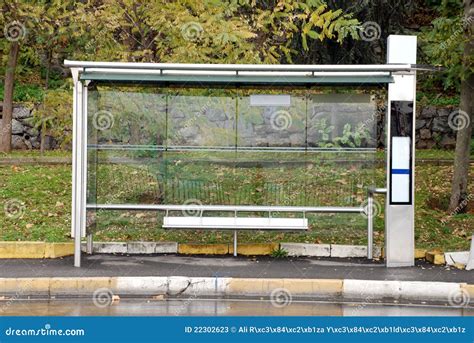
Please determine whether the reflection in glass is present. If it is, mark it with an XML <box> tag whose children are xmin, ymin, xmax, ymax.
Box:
<box><xmin>86</xmin><ymin>85</ymin><xmax>380</xmax><ymax>237</ymax></box>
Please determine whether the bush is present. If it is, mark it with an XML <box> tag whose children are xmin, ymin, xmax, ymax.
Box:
<box><xmin>0</xmin><ymin>83</ymin><xmax>44</xmax><ymax>103</ymax></box>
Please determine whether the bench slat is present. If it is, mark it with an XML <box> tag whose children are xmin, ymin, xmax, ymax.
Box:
<box><xmin>163</xmin><ymin>216</ymin><xmax>308</xmax><ymax>230</ymax></box>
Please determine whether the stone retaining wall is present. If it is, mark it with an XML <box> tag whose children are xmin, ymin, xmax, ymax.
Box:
<box><xmin>0</xmin><ymin>103</ymin><xmax>460</xmax><ymax>150</ymax></box>
<box><xmin>415</xmin><ymin>106</ymin><xmax>458</xmax><ymax>149</ymax></box>
<box><xmin>0</xmin><ymin>104</ymin><xmax>58</xmax><ymax>150</ymax></box>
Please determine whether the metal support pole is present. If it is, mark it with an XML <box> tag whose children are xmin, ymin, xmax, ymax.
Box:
<box><xmin>73</xmin><ymin>78</ymin><xmax>83</xmax><ymax>268</ymax></box>
<box><xmin>367</xmin><ymin>187</ymin><xmax>387</xmax><ymax>260</ymax></box>
<box><xmin>233</xmin><ymin>230</ymin><xmax>237</xmax><ymax>257</ymax></box>
<box><xmin>367</xmin><ymin>191</ymin><xmax>374</xmax><ymax>260</ymax></box>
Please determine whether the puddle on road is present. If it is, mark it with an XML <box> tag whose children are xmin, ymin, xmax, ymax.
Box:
<box><xmin>1</xmin><ymin>299</ymin><xmax>472</xmax><ymax>316</ymax></box>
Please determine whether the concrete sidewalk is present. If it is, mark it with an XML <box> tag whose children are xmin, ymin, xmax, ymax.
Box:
<box><xmin>0</xmin><ymin>254</ymin><xmax>472</xmax><ymax>282</ymax></box>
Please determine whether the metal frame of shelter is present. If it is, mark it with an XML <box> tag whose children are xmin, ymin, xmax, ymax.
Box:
<box><xmin>66</xmin><ymin>35</ymin><xmax>418</xmax><ymax>268</ymax></box>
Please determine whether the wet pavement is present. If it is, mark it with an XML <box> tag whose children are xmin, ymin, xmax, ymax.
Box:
<box><xmin>0</xmin><ymin>255</ymin><xmax>472</xmax><ymax>283</ymax></box>
<box><xmin>0</xmin><ymin>299</ymin><xmax>472</xmax><ymax>316</ymax></box>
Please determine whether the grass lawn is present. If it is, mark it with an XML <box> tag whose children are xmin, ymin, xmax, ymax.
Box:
<box><xmin>0</xmin><ymin>148</ymin><xmax>464</xmax><ymax>160</ymax></box>
<box><xmin>0</xmin><ymin>149</ymin><xmax>472</xmax><ymax>251</ymax></box>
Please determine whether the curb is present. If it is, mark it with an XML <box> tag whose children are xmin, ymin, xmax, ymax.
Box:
<box><xmin>0</xmin><ymin>277</ymin><xmax>471</xmax><ymax>305</ymax></box>
<box><xmin>0</xmin><ymin>242</ymin><xmax>74</xmax><ymax>259</ymax></box>
<box><xmin>0</xmin><ymin>242</ymin><xmax>470</xmax><ymax>268</ymax></box>
<box><xmin>178</xmin><ymin>244</ymin><xmax>229</xmax><ymax>255</ymax></box>
<box><xmin>0</xmin><ymin>241</ymin><xmax>382</xmax><ymax>258</ymax></box>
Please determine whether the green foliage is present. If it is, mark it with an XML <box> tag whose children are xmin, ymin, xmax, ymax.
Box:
<box><xmin>333</xmin><ymin>123</ymin><xmax>372</xmax><ymax>148</ymax></box>
<box><xmin>271</xmin><ymin>246</ymin><xmax>289</xmax><ymax>258</ymax></box>
<box><xmin>313</xmin><ymin>118</ymin><xmax>335</xmax><ymax>145</ymax></box>
<box><xmin>1</xmin><ymin>1</ymin><xmax>80</xmax><ymax>88</ymax></box>
<box><xmin>29</xmin><ymin>88</ymin><xmax>73</xmax><ymax>149</ymax></box>
<box><xmin>416</xmin><ymin>91</ymin><xmax>460</xmax><ymax>107</ymax></box>
<box><xmin>419</xmin><ymin>1</ymin><xmax>472</xmax><ymax>92</ymax></box>
<box><xmin>313</xmin><ymin>119</ymin><xmax>372</xmax><ymax>148</ymax></box>
<box><xmin>9</xmin><ymin>0</ymin><xmax>360</xmax><ymax>66</ymax></box>
<box><xmin>0</xmin><ymin>83</ymin><xmax>44</xmax><ymax>103</ymax></box>
<box><xmin>240</xmin><ymin>1</ymin><xmax>360</xmax><ymax>63</ymax></box>
<box><xmin>75</xmin><ymin>0</ymin><xmax>261</xmax><ymax>63</ymax></box>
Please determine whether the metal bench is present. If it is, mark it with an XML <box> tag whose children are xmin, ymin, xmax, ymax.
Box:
<box><xmin>147</xmin><ymin>172</ymin><xmax>370</xmax><ymax>256</ymax></box>
<box><xmin>87</xmin><ymin>204</ymin><xmax>364</xmax><ymax>256</ymax></box>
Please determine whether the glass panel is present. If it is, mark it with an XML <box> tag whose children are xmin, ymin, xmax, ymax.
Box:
<box><xmin>167</xmin><ymin>89</ymin><xmax>236</xmax><ymax>147</ymax></box>
<box><xmin>235</xmin><ymin>90</ymin><xmax>304</xmax><ymax>206</ymax></box>
<box><xmin>158</xmin><ymin>88</ymin><xmax>237</xmax><ymax>205</ymax></box>
<box><xmin>85</xmin><ymin>84</ymin><xmax>381</xmax><ymax>239</ymax></box>
<box><xmin>308</xmin><ymin>93</ymin><xmax>377</xmax><ymax>149</ymax></box>
<box><xmin>238</xmin><ymin>92</ymin><xmax>306</xmax><ymax>148</ymax></box>
<box><xmin>305</xmin><ymin>92</ymin><xmax>379</xmax><ymax>207</ymax></box>
<box><xmin>87</xmin><ymin>85</ymin><xmax>166</xmax><ymax>210</ymax></box>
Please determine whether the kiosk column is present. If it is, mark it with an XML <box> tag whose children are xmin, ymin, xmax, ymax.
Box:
<box><xmin>385</xmin><ymin>35</ymin><xmax>417</xmax><ymax>267</ymax></box>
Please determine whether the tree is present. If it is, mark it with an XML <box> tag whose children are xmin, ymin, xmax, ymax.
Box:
<box><xmin>218</xmin><ymin>0</ymin><xmax>361</xmax><ymax>64</ymax></box>
<box><xmin>1</xmin><ymin>1</ymin><xmax>70</xmax><ymax>152</ymax></box>
<box><xmin>2</xmin><ymin>0</ymin><xmax>360</xmax><ymax>152</ymax></box>
<box><xmin>0</xmin><ymin>42</ymin><xmax>19</xmax><ymax>153</ymax></box>
<box><xmin>421</xmin><ymin>0</ymin><xmax>473</xmax><ymax>213</ymax></box>
<box><xmin>449</xmin><ymin>0</ymin><xmax>473</xmax><ymax>212</ymax></box>
<box><xmin>0</xmin><ymin>0</ymin><xmax>52</xmax><ymax>152</ymax></box>
<box><xmin>0</xmin><ymin>1</ymin><xmax>26</xmax><ymax>152</ymax></box>
<box><xmin>76</xmin><ymin>0</ymin><xmax>360</xmax><ymax>64</ymax></box>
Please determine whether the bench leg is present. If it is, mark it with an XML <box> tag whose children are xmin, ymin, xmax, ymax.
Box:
<box><xmin>86</xmin><ymin>232</ymin><xmax>93</xmax><ymax>255</ymax></box>
<box><xmin>233</xmin><ymin>230</ymin><xmax>237</xmax><ymax>257</ymax></box>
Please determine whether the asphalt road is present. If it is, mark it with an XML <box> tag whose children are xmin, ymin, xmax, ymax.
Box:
<box><xmin>0</xmin><ymin>254</ymin><xmax>472</xmax><ymax>283</ymax></box>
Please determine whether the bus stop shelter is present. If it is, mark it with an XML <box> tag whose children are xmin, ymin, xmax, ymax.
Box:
<box><xmin>65</xmin><ymin>35</ymin><xmax>418</xmax><ymax>268</ymax></box>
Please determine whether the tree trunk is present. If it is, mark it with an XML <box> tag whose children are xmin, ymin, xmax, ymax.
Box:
<box><xmin>45</xmin><ymin>50</ymin><xmax>51</xmax><ymax>90</ymax></box>
<box><xmin>448</xmin><ymin>0</ymin><xmax>474</xmax><ymax>213</ymax></box>
<box><xmin>0</xmin><ymin>41</ymin><xmax>20</xmax><ymax>153</ymax></box>
<box><xmin>40</xmin><ymin>122</ymin><xmax>46</xmax><ymax>155</ymax></box>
